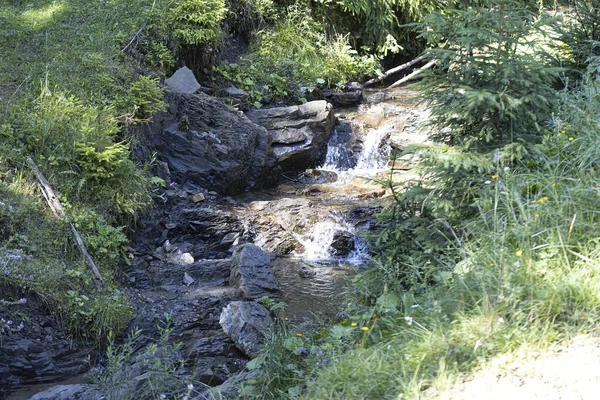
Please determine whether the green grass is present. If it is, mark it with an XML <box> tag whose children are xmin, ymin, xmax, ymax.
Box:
<box><xmin>0</xmin><ymin>0</ymin><xmax>164</xmax><ymax>342</ymax></box>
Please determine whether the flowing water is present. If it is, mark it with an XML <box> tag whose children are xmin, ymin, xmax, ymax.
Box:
<box><xmin>249</xmin><ymin>86</ymin><xmax>428</xmax><ymax>319</ymax></box>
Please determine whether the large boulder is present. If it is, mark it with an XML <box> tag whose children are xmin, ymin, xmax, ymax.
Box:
<box><xmin>246</xmin><ymin>101</ymin><xmax>335</xmax><ymax>172</ymax></box>
<box><xmin>230</xmin><ymin>244</ymin><xmax>279</xmax><ymax>299</ymax></box>
<box><xmin>140</xmin><ymin>91</ymin><xmax>279</xmax><ymax>195</ymax></box>
<box><xmin>219</xmin><ymin>301</ymin><xmax>274</xmax><ymax>358</ymax></box>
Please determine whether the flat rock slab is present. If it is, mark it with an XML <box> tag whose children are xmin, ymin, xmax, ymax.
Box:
<box><xmin>219</xmin><ymin>301</ymin><xmax>274</xmax><ymax>358</ymax></box>
<box><xmin>246</xmin><ymin>100</ymin><xmax>335</xmax><ymax>171</ymax></box>
<box><xmin>30</xmin><ymin>384</ymin><xmax>98</xmax><ymax>400</ymax></box>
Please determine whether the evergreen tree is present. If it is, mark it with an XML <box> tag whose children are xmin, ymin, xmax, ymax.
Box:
<box><xmin>418</xmin><ymin>0</ymin><xmax>561</xmax><ymax>150</ymax></box>
<box><xmin>386</xmin><ymin>0</ymin><xmax>562</xmax><ymax>218</ymax></box>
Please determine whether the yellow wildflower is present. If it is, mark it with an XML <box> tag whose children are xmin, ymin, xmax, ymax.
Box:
<box><xmin>351</xmin><ymin>322</ymin><xmax>357</xmax><ymax>327</ymax></box>
<box><xmin>491</xmin><ymin>173</ymin><xmax>499</xmax><ymax>179</ymax></box>
<box><xmin>490</xmin><ymin>263</ymin><xmax>495</xmax><ymax>267</ymax></box>
<box><xmin>551</xmin><ymin>183</ymin><xmax>556</xmax><ymax>187</ymax></box>
<box><xmin>285</xmin><ymin>317</ymin><xmax>289</xmax><ymax>321</ymax></box>
<box><xmin>569</xmin><ymin>137</ymin><xmax>574</xmax><ymax>141</ymax></box>
<box><xmin>361</xmin><ymin>327</ymin><xmax>369</xmax><ymax>331</ymax></box>
<box><xmin>543</xmin><ymin>196</ymin><xmax>549</xmax><ymax>201</ymax></box>
<box><xmin>515</xmin><ymin>250</ymin><xmax>523</xmax><ymax>257</ymax></box>
<box><xmin>296</xmin><ymin>333</ymin><xmax>302</xmax><ymax>337</ymax></box>
<box><xmin>535</xmin><ymin>214</ymin><xmax>540</xmax><ymax>217</ymax></box>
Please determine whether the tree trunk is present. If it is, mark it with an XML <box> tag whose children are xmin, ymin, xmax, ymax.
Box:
<box><xmin>26</xmin><ymin>157</ymin><xmax>104</xmax><ymax>290</ymax></box>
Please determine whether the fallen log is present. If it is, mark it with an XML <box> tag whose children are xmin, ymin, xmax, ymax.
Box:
<box><xmin>363</xmin><ymin>55</ymin><xmax>425</xmax><ymax>87</ymax></box>
<box><xmin>26</xmin><ymin>157</ymin><xmax>104</xmax><ymax>290</ymax></box>
<box><xmin>387</xmin><ymin>59</ymin><xmax>437</xmax><ymax>89</ymax></box>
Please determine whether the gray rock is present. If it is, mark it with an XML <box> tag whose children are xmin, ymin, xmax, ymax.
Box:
<box><xmin>366</xmin><ymin>92</ymin><xmax>387</xmax><ymax>104</ymax></box>
<box><xmin>223</xmin><ymin>86</ymin><xmax>249</xmax><ymax>98</ymax></box>
<box><xmin>165</xmin><ymin>66</ymin><xmax>201</xmax><ymax>94</ymax></box>
<box><xmin>208</xmin><ymin>370</ymin><xmax>261</xmax><ymax>399</ymax></box>
<box><xmin>298</xmin><ymin>169</ymin><xmax>338</xmax><ymax>184</ymax></box>
<box><xmin>183</xmin><ymin>272</ymin><xmax>195</xmax><ymax>286</ymax></box>
<box><xmin>345</xmin><ymin>82</ymin><xmax>364</xmax><ymax>91</ymax></box>
<box><xmin>271</xmin><ymin>128</ymin><xmax>307</xmax><ymax>145</ymax></box>
<box><xmin>140</xmin><ymin>91</ymin><xmax>279</xmax><ymax>194</ymax></box>
<box><xmin>230</xmin><ymin>244</ymin><xmax>279</xmax><ymax>299</ymax></box>
<box><xmin>154</xmin><ymin>240</ymin><xmax>194</xmax><ymax>265</ymax></box>
<box><xmin>325</xmin><ymin>90</ymin><xmax>363</xmax><ymax>107</ymax></box>
<box><xmin>331</xmin><ymin>231</ymin><xmax>355</xmax><ymax>256</ymax></box>
<box><xmin>246</xmin><ymin>100</ymin><xmax>335</xmax><ymax>172</ymax></box>
<box><xmin>30</xmin><ymin>384</ymin><xmax>97</xmax><ymax>400</ymax></box>
<box><xmin>221</xmin><ymin>86</ymin><xmax>250</xmax><ymax>111</ymax></box>
<box><xmin>219</xmin><ymin>301</ymin><xmax>274</xmax><ymax>358</ymax></box>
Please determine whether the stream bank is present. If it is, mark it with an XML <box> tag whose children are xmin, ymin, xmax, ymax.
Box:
<box><xmin>4</xmin><ymin>79</ymin><xmax>428</xmax><ymax>399</ymax></box>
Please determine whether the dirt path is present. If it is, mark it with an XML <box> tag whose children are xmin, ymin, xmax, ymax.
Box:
<box><xmin>432</xmin><ymin>336</ymin><xmax>600</xmax><ymax>400</ymax></box>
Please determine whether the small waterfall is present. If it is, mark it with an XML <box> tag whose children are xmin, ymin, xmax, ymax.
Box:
<box><xmin>353</xmin><ymin>126</ymin><xmax>391</xmax><ymax>172</ymax></box>
<box><xmin>293</xmin><ymin>221</ymin><xmax>340</xmax><ymax>260</ymax></box>
<box><xmin>322</xmin><ymin>122</ymin><xmax>356</xmax><ymax>171</ymax></box>
<box><xmin>291</xmin><ymin>218</ymin><xmax>369</xmax><ymax>263</ymax></box>
<box><xmin>322</xmin><ymin>118</ymin><xmax>391</xmax><ymax>175</ymax></box>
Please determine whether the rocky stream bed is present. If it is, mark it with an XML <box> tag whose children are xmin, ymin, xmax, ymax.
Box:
<box><xmin>1</xmin><ymin>69</ymin><xmax>428</xmax><ymax>399</ymax></box>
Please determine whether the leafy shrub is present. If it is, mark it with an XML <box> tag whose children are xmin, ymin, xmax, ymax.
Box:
<box><xmin>169</xmin><ymin>0</ymin><xmax>228</xmax><ymax>47</ymax></box>
<box><xmin>216</xmin><ymin>7</ymin><xmax>379</xmax><ymax>105</ymax></box>
<box><xmin>124</xmin><ymin>76</ymin><xmax>166</xmax><ymax>120</ymax></box>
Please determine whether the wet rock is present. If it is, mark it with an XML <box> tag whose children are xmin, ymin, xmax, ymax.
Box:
<box><xmin>230</xmin><ymin>244</ymin><xmax>279</xmax><ymax>299</ymax></box>
<box><xmin>356</xmin><ymin>105</ymin><xmax>385</xmax><ymax>128</ymax></box>
<box><xmin>298</xmin><ymin>265</ymin><xmax>317</xmax><ymax>278</ymax></box>
<box><xmin>0</xmin><ymin>337</ymin><xmax>90</xmax><ymax>394</ymax></box>
<box><xmin>29</xmin><ymin>384</ymin><xmax>98</xmax><ymax>400</ymax></box>
<box><xmin>165</xmin><ymin>66</ymin><xmax>200</xmax><ymax>94</ymax></box>
<box><xmin>324</xmin><ymin>90</ymin><xmax>363</xmax><ymax>107</ymax></box>
<box><xmin>345</xmin><ymin>82</ymin><xmax>364</xmax><ymax>92</ymax></box>
<box><xmin>183</xmin><ymin>272</ymin><xmax>195</xmax><ymax>286</ymax></box>
<box><xmin>246</xmin><ymin>101</ymin><xmax>335</xmax><ymax>172</ymax></box>
<box><xmin>139</xmin><ymin>91</ymin><xmax>279</xmax><ymax>195</ymax></box>
<box><xmin>219</xmin><ymin>301</ymin><xmax>274</xmax><ymax>358</ymax></box>
<box><xmin>298</xmin><ymin>169</ymin><xmax>338</xmax><ymax>184</ymax></box>
<box><xmin>366</xmin><ymin>92</ymin><xmax>387</xmax><ymax>104</ymax></box>
<box><xmin>388</xmin><ymin>129</ymin><xmax>430</xmax><ymax>149</ymax></box>
<box><xmin>330</xmin><ymin>231</ymin><xmax>355</xmax><ymax>256</ymax></box>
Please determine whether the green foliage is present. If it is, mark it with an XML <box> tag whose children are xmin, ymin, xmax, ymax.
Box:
<box><xmin>0</xmin><ymin>183</ymin><xmax>132</xmax><ymax>343</ymax></box>
<box><xmin>94</xmin><ymin>318</ymin><xmax>217</xmax><ymax>399</ymax></box>
<box><xmin>169</xmin><ymin>0</ymin><xmax>228</xmax><ymax>46</ymax></box>
<box><xmin>559</xmin><ymin>0</ymin><xmax>600</xmax><ymax>70</ymax></box>
<box><xmin>312</xmin><ymin>0</ymin><xmax>439</xmax><ymax>54</ymax></box>
<box><xmin>216</xmin><ymin>7</ymin><xmax>379</xmax><ymax>105</ymax></box>
<box><xmin>418</xmin><ymin>0</ymin><xmax>561</xmax><ymax>149</ymax></box>
<box><xmin>71</xmin><ymin>209</ymin><xmax>128</xmax><ymax>270</ymax></box>
<box><xmin>225</xmin><ymin>0</ymin><xmax>278</xmax><ymax>37</ymax></box>
<box><xmin>124</xmin><ymin>76</ymin><xmax>166</xmax><ymax>120</ymax></box>
<box><xmin>240</xmin><ymin>317</ymin><xmax>365</xmax><ymax>399</ymax></box>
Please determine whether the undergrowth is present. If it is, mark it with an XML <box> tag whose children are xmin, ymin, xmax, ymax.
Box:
<box><xmin>0</xmin><ymin>0</ymin><xmax>166</xmax><ymax>342</ymax></box>
<box><xmin>248</xmin><ymin>77</ymin><xmax>600</xmax><ymax>400</ymax></box>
